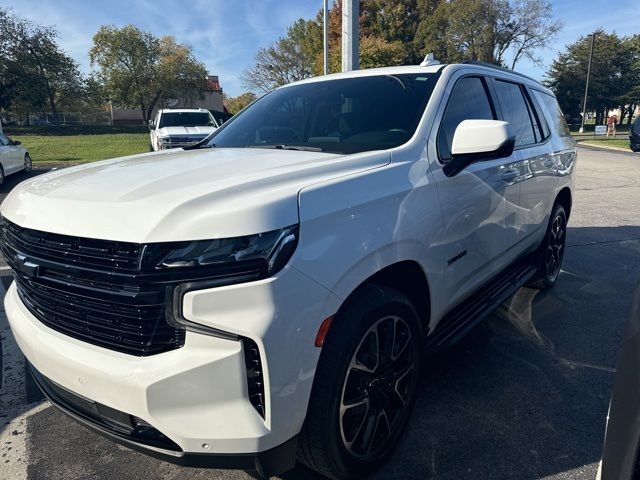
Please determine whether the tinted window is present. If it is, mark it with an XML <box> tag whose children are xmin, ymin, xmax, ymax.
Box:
<box><xmin>437</xmin><ymin>77</ymin><xmax>494</xmax><ymax>161</ymax></box>
<box><xmin>529</xmin><ymin>92</ymin><xmax>551</xmax><ymax>140</ymax></box>
<box><xmin>525</xmin><ymin>89</ymin><xmax>549</xmax><ymax>141</ymax></box>
<box><xmin>494</xmin><ymin>80</ymin><xmax>536</xmax><ymax>147</ymax></box>
<box><xmin>533</xmin><ymin>90</ymin><xmax>572</xmax><ymax>138</ymax></box>
<box><xmin>209</xmin><ymin>74</ymin><xmax>438</xmax><ymax>154</ymax></box>
<box><xmin>159</xmin><ymin>112</ymin><xmax>214</xmax><ymax>128</ymax></box>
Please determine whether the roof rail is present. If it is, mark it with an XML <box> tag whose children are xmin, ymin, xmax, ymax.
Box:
<box><xmin>460</xmin><ymin>60</ymin><xmax>541</xmax><ymax>85</ymax></box>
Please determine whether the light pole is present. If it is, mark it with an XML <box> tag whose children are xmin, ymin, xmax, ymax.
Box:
<box><xmin>579</xmin><ymin>33</ymin><xmax>596</xmax><ymax>134</ymax></box>
<box><xmin>341</xmin><ymin>0</ymin><xmax>359</xmax><ymax>72</ymax></box>
<box><xmin>323</xmin><ymin>0</ymin><xmax>329</xmax><ymax>75</ymax></box>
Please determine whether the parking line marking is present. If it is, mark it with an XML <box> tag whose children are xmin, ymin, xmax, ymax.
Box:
<box><xmin>1</xmin><ymin>281</ymin><xmax>48</xmax><ymax>478</ymax></box>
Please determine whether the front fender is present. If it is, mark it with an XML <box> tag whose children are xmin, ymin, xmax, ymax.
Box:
<box><xmin>294</xmin><ymin>158</ymin><xmax>448</xmax><ymax>323</ymax></box>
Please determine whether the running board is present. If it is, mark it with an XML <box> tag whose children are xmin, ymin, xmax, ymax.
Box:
<box><xmin>425</xmin><ymin>260</ymin><xmax>537</xmax><ymax>352</ymax></box>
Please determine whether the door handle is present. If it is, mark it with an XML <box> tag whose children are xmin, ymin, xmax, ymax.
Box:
<box><xmin>501</xmin><ymin>169</ymin><xmax>518</xmax><ymax>182</ymax></box>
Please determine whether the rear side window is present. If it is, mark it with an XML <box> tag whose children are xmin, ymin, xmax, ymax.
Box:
<box><xmin>437</xmin><ymin>77</ymin><xmax>494</xmax><ymax>162</ymax></box>
<box><xmin>533</xmin><ymin>90</ymin><xmax>572</xmax><ymax>138</ymax></box>
<box><xmin>493</xmin><ymin>80</ymin><xmax>536</xmax><ymax>147</ymax></box>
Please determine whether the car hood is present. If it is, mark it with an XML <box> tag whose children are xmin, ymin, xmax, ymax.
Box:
<box><xmin>157</xmin><ymin>126</ymin><xmax>217</xmax><ymax>136</ymax></box>
<box><xmin>1</xmin><ymin>148</ymin><xmax>390</xmax><ymax>243</ymax></box>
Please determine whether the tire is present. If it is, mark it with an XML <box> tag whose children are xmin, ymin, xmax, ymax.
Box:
<box><xmin>24</xmin><ymin>153</ymin><xmax>32</xmax><ymax>173</ymax></box>
<box><xmin>631</xmin><ymin>143</ymin><xmax>640</xmax><ymax>153</ymax></box>
<box><xmin>529</xmin><ymin>203</ymin><xmax>567</xmax><ymax>290</ymax></box>
<box><xmin>298</xmin><ymin>284</ymin><xmax>422</xmax><ymax>479</ymax></box>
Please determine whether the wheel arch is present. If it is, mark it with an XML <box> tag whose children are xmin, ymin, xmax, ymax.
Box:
<box><xmin>555</xmin><ymin>187</ymin><xmax>572</xmax><ymax>220</ymax></box>
<box><xmin>334</xmin><ymin>260</ymin><xmax>431</xmax><ymax>337</ymax></box>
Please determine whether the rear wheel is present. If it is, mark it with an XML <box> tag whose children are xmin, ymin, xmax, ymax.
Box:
<box><xmin>298</xmin><ymin>285</ymin><xmax>422</xmax><ymax>479</ymax></box>
<box><xmin>24</xmin><ymin>153</ymin><xmax>32</xmax><ymax>172</ymax></box>
<box><xmin>529</xmin><ymin>203</ymin><xmax>567</xmax><ymax>290</ymax></box>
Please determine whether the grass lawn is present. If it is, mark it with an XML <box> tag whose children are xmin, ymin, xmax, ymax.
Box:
<box><xmin>580</xmin><ymin>138</ymin><xmax>632</xmax><ymax>150</ymax></box>
<box><xmin>11</xmin><ymin>133</ymin><xmax>149</xmax><ymax>165</ymax></box>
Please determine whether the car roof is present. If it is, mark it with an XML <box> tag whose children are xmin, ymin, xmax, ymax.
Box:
<box><xmin>159</xmin><ymin>108</ymin><xmax>210</xmax><ymax>114</ymax></box>
<box><xmin>283</xmin><ymin>62</ymin><xmax>554</xmax><ymax>97</ymax></box>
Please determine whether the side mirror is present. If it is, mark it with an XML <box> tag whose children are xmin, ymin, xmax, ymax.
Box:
<box><xmin>12</xmin><ymin>140</ymin><xmax>21</xmax><ymax>145</ymax></box>
<box><xmin>148</xmin><ymin>120</ymin><xmax>155</xmax><ymax>130</ymax></box>
<box><xmin>443</xmin><ymin>120</ymin><xmax>515</xmax><ymax>177</ymax></box>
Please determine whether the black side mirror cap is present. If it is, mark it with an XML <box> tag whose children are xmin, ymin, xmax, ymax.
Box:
<box><xmin>443</xmin><ymin>137</ymin><xmax>516</xmax><ymax>177</ymax></box>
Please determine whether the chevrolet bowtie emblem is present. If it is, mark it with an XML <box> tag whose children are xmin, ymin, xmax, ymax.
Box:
<box><xmin>15</xmin><ymin>253</ymin><xmax>40</xmax><ymax>277</ymax></box>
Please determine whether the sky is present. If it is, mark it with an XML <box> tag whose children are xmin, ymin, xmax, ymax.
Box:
<box><xmin>4</xmin><ymin>0</ymin><xmax>640</xmax><ymax>97</ymax></box>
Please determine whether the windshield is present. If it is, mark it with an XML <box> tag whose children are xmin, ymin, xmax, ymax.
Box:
<box><xmin>159</xmin><ymin>112</ymin><xmax>214</xmax><ymax>128</ymax></box>
<box><xmin>208</xmin><ymin>73</ymin><xmax>438</xmax><ymax>154</ymax></box>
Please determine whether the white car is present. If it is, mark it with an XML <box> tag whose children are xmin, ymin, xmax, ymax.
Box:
<box><xmin>1</xmin><ymin>60</ymin><xmax>575</xmax><ymax>479</ymax></box>
<box><xmin>149</xmin><ymin>108</ymin><xmax>219</xmax><ymax>151</ymax></box>
<box><xmin>0</xmin><ymin>133</ymin><xmax>32</xmax><ymax>183</ymax></box>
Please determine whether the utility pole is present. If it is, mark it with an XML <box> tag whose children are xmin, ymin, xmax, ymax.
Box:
<box><xmin>323</xmin><ymin>0</ymin><xmax>329</xmax><ymax>75</ymax></box>
<box><xmin>341</xmin><ymin>0</ymin><xmax>359</xmax><ymax>72</ymax></box>
<box><xmin>579</xmin><ymin>33</ymin><xmax>596</xmax><ymax>134</ymax></box>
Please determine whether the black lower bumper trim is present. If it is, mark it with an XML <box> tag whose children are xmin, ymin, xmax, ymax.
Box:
<box><xmin>28</xmin><ymin>364</ymin><xmax>298</xmax><ymax>476</ymax></box>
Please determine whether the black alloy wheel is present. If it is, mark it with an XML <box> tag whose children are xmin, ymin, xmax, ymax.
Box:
<box><xmin>298</xmin><ymin>285</ymin><xmax>422</xmax><ymax>479</ymax></box>
<box><xmin>339</xmin><ymin>315</ymin><xmax>417</xmax><ymax>459</ymax></box>
<box><xmin>530</xmin><ymin>203</ymin><xmax>567</xmax><ymax>290</ymax></box>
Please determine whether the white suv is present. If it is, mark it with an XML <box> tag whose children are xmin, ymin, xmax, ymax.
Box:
<box><xmin>149</xmin><ymin>108</ymin><xmax>219</xmax><ymax>151</ymax></box>
<box><xmin>1</xmin><ymin>61</ymin><xmax>575</xmax><ymax>479</ymax></box>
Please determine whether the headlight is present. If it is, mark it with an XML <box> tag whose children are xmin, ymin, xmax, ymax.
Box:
<box><xmin>140</xmin><ymin>225</ymin><xmax>298</xmax><ymax>279</ymax></box>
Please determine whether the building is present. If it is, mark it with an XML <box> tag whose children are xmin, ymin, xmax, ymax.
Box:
<box><xmin>111</xmin><ymin>75</ymin><xmax>225</xmax><ymax>125</ymax></box>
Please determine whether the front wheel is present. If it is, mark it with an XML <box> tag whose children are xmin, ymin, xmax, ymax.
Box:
<box><xmin>298</xmin><ymin>285</ymin><xmax>422</xmax><ymax>479</ymax></box>
<box><xmin>529</xmin><ymin>203</ymin><xmax>567</xmax><ymax>290</ymax></box>
<box><xmin>24</xmin><ymin>153</ymin><xmax>32</xmax><ymax>172</ymax></box>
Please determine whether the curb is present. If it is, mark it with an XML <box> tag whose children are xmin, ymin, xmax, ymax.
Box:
<box><xmin>578</xmin><ymin>142</ymin><xmax>636</xmax><ymax>153</ymax></box>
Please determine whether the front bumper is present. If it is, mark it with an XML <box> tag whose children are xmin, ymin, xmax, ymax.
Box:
<box><xmin>28</xmin><ymin>363</ymin><xmax>298</xmax><ymax>475</ymax></box>
<box><xmin>5</xmin><ymin>266</ymin><xmax>341</xmax><ymax>468</ymax></box>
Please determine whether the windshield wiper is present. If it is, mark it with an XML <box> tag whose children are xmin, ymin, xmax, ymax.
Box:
<box><xmin>182</xmin><ymin>133</ymin><xmax>216</xmax><ymax>150</ymax></box>
<box><xmin>248</xmin><ymin>144</ymin><xmax>324</xmax><ymax>152</ymax></box>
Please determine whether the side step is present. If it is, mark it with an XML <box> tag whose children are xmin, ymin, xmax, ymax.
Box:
<box><xmin>425</xmin><ymin>260</ymin><xmax>537</xmax><ymax>352</ymax></box>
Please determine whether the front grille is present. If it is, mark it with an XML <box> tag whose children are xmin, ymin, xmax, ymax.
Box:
<box><xmin>0</xmin><ymin>219</ymin><xmax>267</xmax><ymax>355</ymax></box>
<box><xmin>0</xmin><ymin>220</ymin><xmax>184</xmax><ymax>356</ymax></box>
<box><xmin>161</xmin><ymin>136</ymin><xmax>207</xmax><ymax>148</ymax></box>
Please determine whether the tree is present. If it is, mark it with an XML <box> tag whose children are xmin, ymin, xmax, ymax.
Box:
<box><xmin>413</xmin><ymin>0</ymin><xmax>561</xmax><ymax>67</ymax></box>
<box><xmin>90</xmin><ymin>25</ymin><xmax>208</xmax><ymax>123</ymax></box>
<box><xmin>545</xmin><ymin>30</ymin><xmax>632</xmax><ymax>124</ymax></box>
<box><xmin>0</xmin><ymin>7</ymin><xmax>84</xmax><ymax>124</ymax></box>
<box><xmin>619</xmin><ymin>35</ymin><xmax>640</xmax><ymax>124</ymax></box>
<box><xmin>240</xmin><ymin>20</ymin><xmax>317</xmax><ymax>93</ymax></box>
<box><xmin>242</xmin><ymin>2</ymin><xmax>414</xmax><ymax>93</ymax></box>
<box><xmin>243</xmin><ymin>0</ymin><xmax>562</xmax><ymax>94</ymax></box>
<box><xmin>224</xmin><ymin>92</ymin><xmax>257</xmax><ymax>114</ymax></box>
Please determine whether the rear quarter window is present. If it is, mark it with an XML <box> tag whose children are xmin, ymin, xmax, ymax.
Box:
<box><xmin>533</xmin><ymin>90</ymin><xmax>572</xmax><ymax>138</ymax></box>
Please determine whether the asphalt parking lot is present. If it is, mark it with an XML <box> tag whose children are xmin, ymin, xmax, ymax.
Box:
<box><xmin>1</xmin><ymin>145</ymin><xmax>640</xmax><ymax>480</ymax></box>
